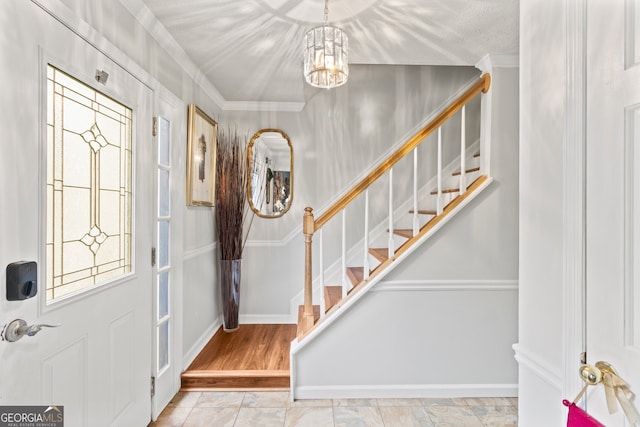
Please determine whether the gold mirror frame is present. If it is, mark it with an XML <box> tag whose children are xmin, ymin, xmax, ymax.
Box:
<box><xmin>246</xmin><ymin>129</ymin><xmax>293</xmax><ymax>218</ymax></box>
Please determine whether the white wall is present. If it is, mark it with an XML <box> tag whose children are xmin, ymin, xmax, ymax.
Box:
<box><xmin>5</xmin><ymin>3</ymin><xmax>522</xmax><ymax>396</ymax></box>
<box><xmin>517</xmin><ymin>0</ymin><xmax>568</xmax><ymax>424</ymax></box>
<box><xmin>291</xmin><ymin>64</ymin><xmax>520</xmax><ymax>398</ymax></box>
<box><xmin>222</xmin><ymin>65</ymin><xmax>482</xmax><ymax>320</ymax></box>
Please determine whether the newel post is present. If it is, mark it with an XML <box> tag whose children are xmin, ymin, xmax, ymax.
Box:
<box><xmin>303</xmin><ymin>207</ymin><xmax>315</xmax><ymax>317</ymax></box>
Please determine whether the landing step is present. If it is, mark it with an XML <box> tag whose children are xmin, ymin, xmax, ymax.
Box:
<box><xmin>452</xmin><ymin>167</ymin><xmax>480</xmax><ymax>176</ymax></box>
<box><xmin>324</xmin><ymin>286</ymin><xmax>342</xmax><ymax>313</ymax></box>
<box><xmin>369</xmin><ymin>248</ymin><xmax>390</xmax><ymax>262</ymax></box>
<box><xmin>409</xmin><ymin>209</ymin><xmax>436</xmax><ymax>215</ymax></box>
<box><xmin>181</xmin><ymin>370</ymin><xmax>289</xmax><ymax>390</ymax></box>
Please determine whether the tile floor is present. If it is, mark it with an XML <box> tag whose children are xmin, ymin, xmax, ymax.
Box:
<box><xmin>149</xmin><ymin>391</ymin><xmax>518</xmax><ymax>427</ymax></box>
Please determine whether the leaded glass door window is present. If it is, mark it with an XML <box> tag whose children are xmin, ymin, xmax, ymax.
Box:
<box><xmin>46</xmin><ymin>64</ymin><xmax>132</xmax><ymax>302</ymax></box>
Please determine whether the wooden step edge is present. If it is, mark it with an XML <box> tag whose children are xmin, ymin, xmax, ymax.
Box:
<box><xmin>473</xmin><ymin>151</ymin><xmax>480</xmax><ymax>157</ymax></box>
<box><xmin>346</xmin><ymin>266</ymin><xmax>364</xmax><ymax>287</ymax></box>
<box><xmin>368</xmin><ymin>247</ymin><xmax>389</xmax><ymax>262</ymax></box>
<box><xmin>346</xmin><ymin>266</ymin><xmax>374</xmax><ymax>288</ymax></box>
<box><xmin>297</xmin><ymin>305</ymin><xmax>320</xmax><ymax>339</ymax></box>
<box><xmin>430</xmin><ymin>187</ymin><xmax>460</xmax><ymax>195</ymax></box>
<box><xmin>452</xmin><ymin>167</ymin><xmax>480</xmax><ymax>176</ymax></box>
<box><xmin>408</xmin><ymin>209</ymin><xmax>436</xmax><ymax>215</ymax></box>
<box><xmin>180</xmin><ymin>370</ymin><xmax>290</xmax><ymax>390</ymax></box>
<box><xmin>181</xmin><ymin>370</ymin><xmax>290</xmax><ymax>379</ymax></box>
<box><xmin>324</xmin><ymin>285</ymin><xmax>343</xmax><ymax>313</ymax></box>
<box><xmin>390</xmin><ymin>228</ymin><xmax>413</xmax><ymax>238</ymax></box>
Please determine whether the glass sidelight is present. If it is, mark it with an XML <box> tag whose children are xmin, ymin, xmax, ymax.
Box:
<box><xmin>155</xmin><ymin>117</ymin><xmax>171</xmax><ymax>374</ymax></box>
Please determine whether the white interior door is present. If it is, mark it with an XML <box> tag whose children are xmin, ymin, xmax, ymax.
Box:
<box><xmin>0</xmin><ymin>2</ymin><xmax>153</xmax><ymax>426</ymax></box>
<box><xmin>586</xmin><ymin>0</ymin><xmax>640</xmax><ymax>424</ymax></box>
<box><xmin>151</xmin><ymin>91</ymin><xmax>185</xmax><ymax>419</ymax></box>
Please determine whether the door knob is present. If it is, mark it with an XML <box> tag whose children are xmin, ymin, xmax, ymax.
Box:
<box><xmin>1</xmin><ymin>319</ymin><xmax>61</xmax><ymax>342</ymax></box>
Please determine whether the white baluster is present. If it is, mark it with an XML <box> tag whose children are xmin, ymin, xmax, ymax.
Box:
<box><xmin>319</xmin><ymin>228</ymin><xmax>325</xmax><ymax>316</ymax></box>
<box><xmin>437</xmin><ymin>127</ymin><xmax>443</xmax><ymax>215</ymax></box>
<box><xmin>388</xmin><ymin>168</ymin><xmax>395</xmax><ymax>259</ymax></box>
<box><xmin>363</xmin><ymin>189</ymin><xmax>370</xmax><ymax>279</ymax></box>
<box><xmin>459</xmin><ymin>105</ymin><xmax>467</xmax><ymax>194</ymax></box>
<box><xmin>413</xmin><ymin>148</ymin><xmax>419</xmax><ymax>236</ymax></box>
<box><xmin>342</xmin><ymin>210</ymin><xmax>347</xmax><ymax>298</ymax></box>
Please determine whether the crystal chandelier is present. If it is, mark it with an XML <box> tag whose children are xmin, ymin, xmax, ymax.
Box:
<box><xmin>303</xmin><ymin>0</ymin><xmax>349</xmax><ymax>89</ymax></box>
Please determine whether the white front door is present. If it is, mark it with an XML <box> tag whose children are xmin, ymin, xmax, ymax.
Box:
<box><xmin>0</xmin><ymin>2</ymin><xmax>153</xmax><ymax>426</ymax></box>
<box><xmin>586</xmin><ymin>0</ymin><xmax>640</xmax><ymax>423</ymax></box>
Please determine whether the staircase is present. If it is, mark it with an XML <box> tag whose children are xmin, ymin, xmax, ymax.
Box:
<box><xmin>294</xmin><ymin>73</ymin><xmax>492</xmax><ymax>341</ymax></box>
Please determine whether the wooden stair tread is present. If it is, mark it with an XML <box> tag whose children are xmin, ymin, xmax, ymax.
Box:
<box><xmin>473</xmin><ymin>151</ymin><xmax>480</xmax><ymax>157</ymax></box>
<box><xmin>369</xmin><ymin>248</ymin><xmax>389</xmax><ymax>262</ymax></box>
<box><xmin>430</xmin><ymin>187</ymin><xmax>460</xmax><ymax>195</ymax></box>
<box><xmin>346</xmin><ymin>266</ymin><xmax>363</xmax><ymax>286</ymax></box>
<box><xmin>297</xmin><ymin>305</ymin><xmax>320</xmax><ymax>339</ymax></box>
<box><xmin>392</xmin><ymin>229</ymin><xmax>413</xmax><ymax>238</ymax></box>
<box><xmin>452</xmin><ymin>167</ymin><xmax>480</xmax><ymax>176</ymax></box>
<box><xmin>324</xmin><ymin>285</ymin><xmax>343</xmax><ymax>313</ymax></box>
<box><xmin>409</xmin><ymin>209</ymin><xmax>436</xmax><ymax>215</ymax></box>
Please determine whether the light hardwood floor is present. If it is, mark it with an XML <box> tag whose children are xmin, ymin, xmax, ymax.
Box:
<box><xmin>181</xmin><ymin>324</ymin><xmax>297</xmax><ymax>389</ymax></box>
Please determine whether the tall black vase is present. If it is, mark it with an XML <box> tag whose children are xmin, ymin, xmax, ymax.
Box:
<box><xmin>220</xmin><ymin>259</ymin><xmax>241</xmax><ymax>332</ymax></box>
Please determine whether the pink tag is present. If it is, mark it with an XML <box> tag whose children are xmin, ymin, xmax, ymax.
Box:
<box><xmin>563</xmin><ymin>400</ymin><xmax>606</xmax><ymax>427</ymax></box>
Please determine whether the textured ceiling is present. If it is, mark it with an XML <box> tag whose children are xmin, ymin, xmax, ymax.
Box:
<box><xmin>136</xmin><ymin>0</ymin><xmax>518</xmax><ymax>105</ymax></box>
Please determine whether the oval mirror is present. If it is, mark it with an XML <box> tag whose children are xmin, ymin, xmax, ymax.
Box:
<box><xmin>247</xmin><ymin>129</ymin><xmax>293</xmax><ymax>218</ymax></box>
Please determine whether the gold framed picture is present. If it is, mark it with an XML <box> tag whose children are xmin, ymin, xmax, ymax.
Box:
<box><xmin>186</xmin><ymin>104</ymin><xmax>217</xmax><ymax>206</ymax></box>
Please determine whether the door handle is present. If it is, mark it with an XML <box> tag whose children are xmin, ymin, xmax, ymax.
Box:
<box><xmin>1</xmin><ymin>319</ymin><xmax>61</xmax><ymax>342</ymax></box>
<box><xmin>576</xmin><ymin>361</ymin><xmax>640</xmax><ymax>425</ymax></box>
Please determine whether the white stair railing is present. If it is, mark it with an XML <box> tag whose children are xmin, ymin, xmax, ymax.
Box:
<box><xmin>299</xmin><ymin>74</ymin><xmax>491</xmax><ymax>339</ymax></box>
<box><xmin>459</xmin><ymin>105</ymin><xmax>467</xmax><ymax>193</ymax></box>
<box><xmin>363</xmin><ymin>189</ymin><xmax>370</xmax><ymax>280</ymax></box>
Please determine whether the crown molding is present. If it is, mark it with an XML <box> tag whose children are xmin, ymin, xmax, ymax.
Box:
<box><xmin>475</xmin><ymin>53</ymin><xmax>519</xmax><ymax>74</ymax></box>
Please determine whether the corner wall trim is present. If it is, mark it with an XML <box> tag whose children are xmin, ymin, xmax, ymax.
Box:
<box><xmin>512</xmin><ymin>343</ymin><xmax>563</xmax><ymax>392</ymax></box>
<box><xmin>293</xmin><ymin>384</ymin><xmax>518</xmax><ymax>400</ymax></box>
<box><xmin>182</xmin><ymin>317</ymin><xmax>221</xmax><ymax>371</ymax></box>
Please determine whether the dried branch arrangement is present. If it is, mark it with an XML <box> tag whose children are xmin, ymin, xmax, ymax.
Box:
<box><xmin>215</xmin><ymin>126</ymin><xmax>253</xmax><ymax>260</ymax></box>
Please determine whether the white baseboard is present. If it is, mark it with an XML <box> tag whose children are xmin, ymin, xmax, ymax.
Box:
<box><xmin>239</xmin><ymin>314</ymin><xmax>296</xmax><ymax>324</ymax></box>
<box><xmin>292</xmin><ymin>384</ymin><xmax>518</xmax><ymax>400</ymax></box>
<box><xmin>182</xmin><ymin>316</ymin><xmax>222</xmax><ymax>371</ymax></box>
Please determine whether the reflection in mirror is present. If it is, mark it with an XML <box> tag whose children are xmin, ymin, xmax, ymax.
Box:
<box><xmin>247</xmin><ymin>129</ymin><xmax>293</xmax><ymax>218</ymax></box>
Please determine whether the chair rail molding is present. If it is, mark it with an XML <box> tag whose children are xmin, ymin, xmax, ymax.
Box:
<box><xmin>513</xmin><ymin>343</ymin><xmax>563</xmax><ymax>392</ymax></box>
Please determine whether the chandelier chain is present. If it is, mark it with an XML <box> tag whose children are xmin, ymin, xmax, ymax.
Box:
<box><xmin>323</xmin><ymin>0</ymin><xmax>329</xmax><ymax>24</ymax></box>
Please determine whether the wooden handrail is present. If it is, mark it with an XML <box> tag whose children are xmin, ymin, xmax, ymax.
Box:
<box><xmin>313</xmin><ymin>73</ymin><xmax>491</xmax><ymax>231</ymax></box>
